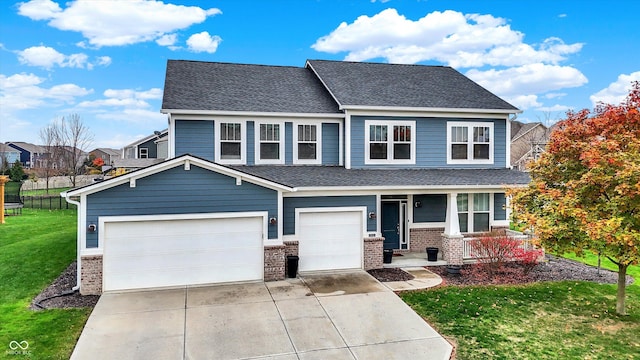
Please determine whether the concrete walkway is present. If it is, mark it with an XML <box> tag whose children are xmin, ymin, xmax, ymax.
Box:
<box><xmin>381</xmin><ymin>267</ymin><xmax>443</xmax><ymax>291</ymax></box>
<box><xmin>71</xmin><ymin>270</ymin><xmax>452</xmax><ymax>360</ymax></box>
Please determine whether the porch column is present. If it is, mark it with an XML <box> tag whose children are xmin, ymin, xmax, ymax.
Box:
<box><xmin>443</xmin><ymin>192</ymin><xmax>461</xmax><ymax>236</ymax></box>
<box><xmin>442</xmin><ymin>192</ymin><xmax>464</xmax><ymax>265</ymax></box>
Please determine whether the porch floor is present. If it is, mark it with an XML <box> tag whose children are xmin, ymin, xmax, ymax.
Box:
<box><xmin>383</xmin><ymin>252</ymin><xmax>448</xmax><ymax>268</ymax></box>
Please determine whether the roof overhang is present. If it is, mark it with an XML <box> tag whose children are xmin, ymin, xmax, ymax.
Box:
<box><xmin>62</xmin><ymin>155</ymin><xmax>294</xmax><ymax>199</ymax></box>
<box><xmin>341</xmin><ymin>105</ymin><xmax>522</xmax><ymax>115</ymax></box>
<box><xmin>160</xmin><ymin>109</ymin><xmax>345</xmax><ymax>118</ymax></box>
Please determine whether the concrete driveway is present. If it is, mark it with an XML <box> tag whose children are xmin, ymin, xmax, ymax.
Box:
<box><xmin>71</xmin><ymin>270</ymin><xmax>452</xmax><ymax>360</ymax></box>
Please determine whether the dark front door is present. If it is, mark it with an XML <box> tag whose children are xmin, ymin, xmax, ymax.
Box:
<box><xmin>382</xmin><ymin>201</ymin><xmax>400</xmax><ymax>250</ymax></box>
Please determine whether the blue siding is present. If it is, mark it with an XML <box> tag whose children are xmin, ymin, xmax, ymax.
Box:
<box><xmin>283</xmin><ymin>196</ymin><xmax>377</xmax><ymax>235</ymax></box>
<box><xmin>85</xmin><ymin>165</ymin><xmax>278</xmax><ymax>247</ymax></box>
<box><xmin>247</xmin><ymin>121</ymin><xmax>255</xmax><ymax>165</ymax></box>
<box><xmin>285</xmin><ymin>122</ymin><xmax>293</xmax><ymax>164</ymax></box>
<box><xmin>494</xmin><ymin>192</ymin><xmax>507</xmax><ymax>221</ymax></box>
<box><xmin>350</xmin><ymin>116</ymin><xmax>507</xmax><ymax>169</ymax></box>
<box><xmin>138</xmin><ymin>138</ymin><xmax>158</xmax><ymax>158</ymax></box>
<box><xmin>413</xmin><ymin>194</ymin><xmax>447</xmax><ymax>223</ymax></box>
<box><xmin>322</xmin><ymin>123</ymin><xmax>340</xmax><ymax>165</ymax></box>
<box><xmin>175</xmin><ymin>120</ymin><xmax>214</xmax><ymax>160</ymax></box>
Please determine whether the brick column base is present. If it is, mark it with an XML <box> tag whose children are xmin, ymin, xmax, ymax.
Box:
<box><xmin>363</xmin><ymin>237</ymin><xmax>384</xmax><ymax>270</ymax></box>
<box><xmin>441</xmin><ymin>234</ymin><xmax>464</xmax><ymax>265</ymax></box>
<box><xmin>283</xmin><ymin>240</ymin><xmax>299</xmax><ymax>276</ymax></box>
<box><xmin>264</xmin><ymin>245</ymin><xmax>286</xmax><ymax>281</ymax></box>
<box><xmin>80</xmin><ymin>255</ymin><xmax>103</xmax><ymax>295</ymax></box>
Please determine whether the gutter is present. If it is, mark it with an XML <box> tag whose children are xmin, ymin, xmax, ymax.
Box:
<box><xmin>62</xmin><ymin>192</ymin><xmax>81</xmax><ymax>292</ymax></box>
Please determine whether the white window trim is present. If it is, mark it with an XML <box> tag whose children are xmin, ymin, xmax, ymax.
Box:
<box><xmin>139</xmin><ymin>147</ymin><xmax>149</xmax><ymax>159</ymax></box>
<box><xmin>254</xmin><ymin>120</ymin><xmax>285</xmax><ymax>165</ymax></box>
<box><xmin>293</xmin><ymin>122</ymin><xmax>322</xmax><ymax>165</ymax></box>
<box><xmin>447</xmin><ymin>121</ymin><xmax>494</xmax><ymax>165</ymax></box>
<box><xmin>364</xmin><ymin>120</ymin><xmax>416</xmax><ymax>165</ymax></box>
<box><xmin>215</xmin><ymin>121</ymin><xmax>247</xmax><ymax>165</ymax></box>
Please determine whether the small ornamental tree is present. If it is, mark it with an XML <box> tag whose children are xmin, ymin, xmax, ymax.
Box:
<box><xmin>92</xmin><ymin>157</ymin><xmax>105</xmax><ymax>167</ymax></box>
<box><xmin>509</xmin><ymin>82</ymin><xmax>640</xmax><ymax>315</ymax></box>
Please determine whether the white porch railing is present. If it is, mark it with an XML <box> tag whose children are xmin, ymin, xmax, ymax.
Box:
<box><xmin>463</xmin><ymin>235</ymin><xmax>533</xmax><ymax>260</ymax></box>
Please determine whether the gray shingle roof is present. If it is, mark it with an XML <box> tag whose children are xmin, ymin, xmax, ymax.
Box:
<box><xmin>306</xmin><ymin>60</ymin><xmax>519</xmax><ymax>111</ymax></box>
<box><xmin>162</xmin><ymin>60</ymin><xmax>341</xmax><ymax>114</ymax></box>
<box><xmin>230</xmin><ymin>165</ymin><xmax>530</xmax><ymax>188</ymax></box>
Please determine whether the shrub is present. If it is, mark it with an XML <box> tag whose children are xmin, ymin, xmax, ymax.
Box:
<box><xmin>470</xmin><ymin>233</ymin><xmax>521</xmax><ymax>277</ymax></box>
<box><xmin>513</xmin><ymin>247</ymin><xmax>545</xmax><ymax>275</ymax></box>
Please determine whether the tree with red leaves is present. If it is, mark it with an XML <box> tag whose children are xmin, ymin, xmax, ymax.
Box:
<box><xmin>510</xmin><ymin>82</ymin><xmax>640</xmax><ymax>315</ymax></box>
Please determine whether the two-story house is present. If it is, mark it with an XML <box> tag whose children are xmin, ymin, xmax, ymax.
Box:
<box><xmin>6</xmin><ymin>142</ymin><xmax>47</xmax><ymax>168</ymax></box>
<box><xmin>63</xmin><ymin>59</ymin><xmax>529</xmax><ymax>295</ymax></box>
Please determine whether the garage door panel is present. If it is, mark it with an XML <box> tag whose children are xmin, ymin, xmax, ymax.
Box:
<box><xmin>298</xmin><ymin>211</ymin><xmax>362</xmax><ymax>272</ymax></box>
<box><xmin>102</xmin><ymin>215</ymin><xmax>264</xmax><ymax>292</ymax></box>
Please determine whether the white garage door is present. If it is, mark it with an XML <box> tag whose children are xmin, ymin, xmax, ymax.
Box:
<box><xmin>102</xmin><ymin>215</ymin><xmax>264</xmax><ymax>292</ymax></box>
<box><xmin>297</xmin><ymin>210</ymin><xmax>363</xmax><ymax>272</ymax></box>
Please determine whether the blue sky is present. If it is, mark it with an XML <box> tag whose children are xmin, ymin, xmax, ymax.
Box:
<box><xmin>1</xmin><ymin>0</ymin><xmax>639</xmax><ymax>150</ymax></box>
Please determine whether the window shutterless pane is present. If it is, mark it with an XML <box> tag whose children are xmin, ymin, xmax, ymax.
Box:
<box><xmin>451</xmin><ymin>126</ymin><xmax>468</xmax><ymax>142</ymax></box>
<box><xmin>458</xmin><ymin>213</ymin><xmax>469</xmax><ymax>233</ymax></box>
<box><xmin>457</xmin><ymin>193</ymin><xmax>468</xmax><ymax>211</ymax></box>
<box><xmin>473</xmin><ymin>193</ymin><xmax>490</xmax><ymax>211</ymax></box>
<box><xmin>393</xmin><ymin>143</ymin><xmax>411</xmax><ymax>159</ymax></box>
<box><xmin>473</xmin><ymin>144</ymin><xmax>490</xmax><ymax>159</ymax></box>
<box><xmin>298</xmin><ymin>143</ymin><xmax>316</xmax><ymax>159</ymax></box>
<box><xmin>221</xmin><ymin>123</ymin><xmax>241</xmax><ymax>141</ymax></box>
<box><xmin>260</xmin><ymin>143</ymin><xmax>279</xmax><ymax>159</ymax></box>
<box><xmin>473</xmin><ymin>213</ymin><xmax>490</xmax><ymax>232</ymax></box>
<box><xmin>260</xmin><ymin>124</ymin><xmax>279</xmax><ymax>141</ymax></box>
<box><xmin>370</xmin><ymin>125</ymin><xmax>387</xmax><ymax>142</ymax></box>
<box><xmin>369</xmin><ymin>143</ymin><xmax>387</xmax><ymax>159</ymax></box>
<box><xmin>220</xmin><ymin>142</ymin><xmax>241</xmax><ymax>159</ymax></box>
<box><xmin>452</xmin><ymin>144</ymin><xmax>468</xmax><ymax>159</ymax></box>
<box><xmin>393</xmin><ymin>125</ymin><xmax>411</xmax><ymax>142</ymax></box>
<box><xmin>473</xmin><ymin>126</ymin><xmax>490</xmax><ymax>142</ymax></box>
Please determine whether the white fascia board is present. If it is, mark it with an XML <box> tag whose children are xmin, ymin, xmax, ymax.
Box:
<box><xmin>284</xmin><ymin>185</ymin><xmax>519</xmax><ymax>197</ymax></box>
<box><xmin>160</xmin><ymin>109</ymin><xmax>345</xmax><ymax>119</ymax></box>
<box><xmin>65</xmin><ymin>155</ymin><xmax>294</xmax><ymax>197</ymax></box>
<box><xmin>341</xmin><ymin>105</ymin><xmax>522</xmax><ymax>115</ymax></box>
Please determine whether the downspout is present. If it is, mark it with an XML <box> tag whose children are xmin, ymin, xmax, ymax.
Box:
<box><xmin>506</xmin><ymin>113</ymin><xmax>518</xmax><ymax>169</ymax></box>
<box><xmin>63</xmin><ymin>192</ymin><xmax>82</xmax><ymax>291</ymax></box>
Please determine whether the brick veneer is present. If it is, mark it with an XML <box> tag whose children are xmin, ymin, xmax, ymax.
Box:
<box><xmin>283</xmin><ymin>240</ymin><xmax>299</xmax><ymax>275</ymax></box>
<box><xmin>441</xmin><ymin>234</ymin><xmax>464</xmax><ymax>265</ymax></box>
<box><xmin>264</xmin><ymin>245</ymin><xmax>286</xmax><ymax>281</ymax></box>
<box><xmin>363</xmin><ymin>237</ymin><xmax>384</xmax><ymax>270</ymax></box>
<box><xmin>409</xmin><ymin>228</ymin><xmax>444</xmax><ymax>259</ymax></box>
<box><xmin>80</xmin><ymin>255</ymin><xmax>103</xmax><ymax>295</ymax></box>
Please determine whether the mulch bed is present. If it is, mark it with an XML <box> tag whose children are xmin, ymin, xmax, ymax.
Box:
<box><xmin>30</xmin><ymin>261</ymin><xmax>99</xmax><ymax>311</ymax></box>
<box><xmin>367</xmin><ymin>268</ymin><xmax>415</xmax><ymax>282</ymax></box>
<box><xmin>367</xmin><ymin>255</ymin><xmax>634</xmax><ymax>287</ymax></box>
<box><xmin>34</xmin><ymin>255</ymin><xmax>634</xmax><ymax>310</ymax></box>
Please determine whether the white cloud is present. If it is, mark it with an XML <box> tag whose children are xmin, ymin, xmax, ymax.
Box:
<box><xmin>535</xmin><ymin>104</ymin><xmax>571</xmax><ymax>112</ymax></box>
<box><xmin>16</xmin><ymin>45</ymin><xmax>110</xmax><ymax>70</ymax></box>
<box><xmin>186</xmin><ymin>31</ymin><xmax>222</xmax><ymax>53</ymax></box>
<box><xmin>78</xmin><ymin>87</ymin><xmax>163</xmax><ymax>108</ymax></box>
<box><xmin>503</xmin><ymin>95</ymin><xmax>541</xmax><ymax>110</ymax></box>
<box><xmin>590</xmin><ymin>71</ymin><xmax>640</xmax><ymax>106</ymax></box>
<box><xmin>544</xmin><ymin>92</ymin><xmax>567</xmax><ymax>99</ymax></box>
<box><xmin>18</xmin><ymin>0</ymin><xmax>221</xmax><ymax>47</ymax></box>
<box><xmin>312</xmin><ymin>9</ymin><xmax>582</xmax><ymax>67</ymax></box>
<box><xmin>17</xmin><ymin>0</ymin><xmax>62</xmax><ymax>20</ymax></box>
<box><xmin>0</xmin><ymin>72</ymin><xmax>93</xmax><ymax>113</ymax></box>
<box><xmin>156</xmin><ymin>33</ymin><xmax>177</xmax><ymax>46</ymax></box>
<box><xmin>466</xmin><ymin>63</ymin><xmax>588</xmax><ymax>98</ymax></box>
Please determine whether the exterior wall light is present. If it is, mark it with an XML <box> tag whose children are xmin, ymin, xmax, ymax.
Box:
<box><xmin>368</xmin><ymin>212</ymin><xmax>376</xmax><ymax>219</ymax></box>
<box><xmin>269</xmin><ymin>217</ymin><xmax>277</xmax><ymax>225</ymax></box>
<box><xmin>414</xmin><ymin>201</ymin><xmax>422</xmax><ymax>208</ymax></box>
<box><xmin>87</xmin><ymin>224</ymin><xmax>97</xmax><ymax>232</ymax></box>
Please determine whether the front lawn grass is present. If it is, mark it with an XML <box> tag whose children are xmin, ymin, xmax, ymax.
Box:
<box><xmin>402</xmin><ymin>280</ymin><xmax>639</xmax><ymax>359</ymax></box>
<box><xmin>0</xmin><ymin>209</ymin><xmax>91</xmax><ymax>359</ymax></box>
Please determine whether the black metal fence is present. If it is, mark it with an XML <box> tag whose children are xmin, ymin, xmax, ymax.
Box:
<box><xmin>21</xmin><ymin>196</ymin><xmax>76</xmax><ymax>210</ymax></box>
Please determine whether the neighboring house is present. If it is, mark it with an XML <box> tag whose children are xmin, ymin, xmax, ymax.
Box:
<box><xmin>6</xmin><ymin>142</ymin><xmax>47</xmax><ymax>168</ymax></box>
<box><xmin>89</xmin><ymin>148</ymin><xmax>121</xmax><ymax>165</ymax></box>
<box><xmin>64</xmin><ymin>59</ymin><xmax>530</xmax><ymax>295</ymax></box>
<box><xmin>0</xmin><ymin>143</ymin><xmax>21</xmax><ymax>168</ymax></box>
<box><xmin>510</xmin><ymin>121</ymin><xmax>552</xmax><ymax>171</ymax></box>
<box><xmin>122</xmin><ymin>130</ymin><xmax>168</xmax><ymax>160</ymax></box>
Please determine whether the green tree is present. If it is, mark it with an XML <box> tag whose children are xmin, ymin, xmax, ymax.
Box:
<box><xmin>9</xmin><ymin>160</ymin><xmax>25</xmax><ymax>182</ymax></box>
<box><xmin>509</xmin><ymin>82</ymin><xmax>640</xmax><ymax>315</ymax></box>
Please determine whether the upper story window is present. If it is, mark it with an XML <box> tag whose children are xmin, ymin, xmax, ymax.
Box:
<box><xmin>447</xmin><ymin>122</ymin><xmax>494</xmax><ymax>164</ymax></box>
<box><xmin>294</xmin><ymin>124</ymin><xmax>321</xmax><ymax>164</ymax></box>
<box><xmin>255</xmin><ymin>122</ymin><xmax>284</xmax><ymax>164</ymax></box>
<box><xmin>139</xmin><ymin>147</ymin><xmax>149</xmax><ymax>159</ymax></box>
<box><xmin>365</xmin><ymin>120</ymin><xmax>415</xmax><ymax>164</ymax></box>
<box><xmin>216</xmin><ymin>122</ymin><xmax>246</xmax><ymax>164</ymax></box>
